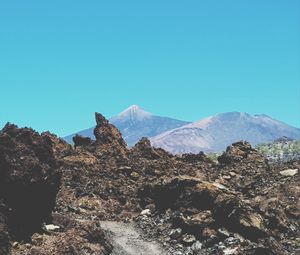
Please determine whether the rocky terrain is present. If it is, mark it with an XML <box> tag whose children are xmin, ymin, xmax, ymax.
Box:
<box><xmin>0</xmin><ymin>113</ymin><xmax>299</xmax><ymax>255</ymax></box>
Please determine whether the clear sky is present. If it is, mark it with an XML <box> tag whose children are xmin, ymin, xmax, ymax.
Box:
<box><xmin>0</xmin><ymin>0</ymin><xmax>299</xmax><ymax>136</ymax></box>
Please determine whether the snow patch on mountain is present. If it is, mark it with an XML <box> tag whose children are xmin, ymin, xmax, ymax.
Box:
<box><xmin>111</xmin><ymin>105</ymin><xmax>152</xmax><ymax>122</ymax></box>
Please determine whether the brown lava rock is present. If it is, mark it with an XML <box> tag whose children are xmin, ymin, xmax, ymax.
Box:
<box><xmin>0</xmin><ymin>123</ymin><xmax>62</xmax><ymax>240</ymax></box>
<box><xmin>12</xmin><ymin>215</ymin><xmax>113</xmax><ymax>255</ymax></box>
<box><xmin>3</xmin><ymin>112</ymin><xmax>297</xmax><ymax>255</ymax></box>
<box><xmin>94</xmin><ymin>112</ymin><xmax>127</xmax><ymax>148</ymax></box>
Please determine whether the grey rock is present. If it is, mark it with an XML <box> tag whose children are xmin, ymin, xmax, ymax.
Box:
<box><xmin>169</xmin><ymin>228</ymin><xmax>182</xmax><ymax>239</ymax></box>
<box><xmin>279</xmin><ymin>169</ymin><xmax>298</xmax><ymax>176</ymax></box>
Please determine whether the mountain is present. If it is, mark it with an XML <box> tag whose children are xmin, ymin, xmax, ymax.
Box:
<box><xmin>63</xmin><ymin>105</ymin><xmax>190</xmax><ymax>146</ymax></box>
<box><xmin>150</xmin><ymin>112</ymin><xmax>300</xmax><ymax>154</ymax></box>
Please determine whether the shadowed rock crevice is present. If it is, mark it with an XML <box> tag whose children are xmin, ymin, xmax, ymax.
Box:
<box><xmin>0</xmin><ymin>124</ymin><xmax>62</xmax><ymax>240</ymax></box>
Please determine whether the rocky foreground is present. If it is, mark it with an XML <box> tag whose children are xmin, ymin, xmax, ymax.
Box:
<box><xmin>0</xmin><ymin>113</ymin><xmax>299</xmax><ymax>255</ymax></box>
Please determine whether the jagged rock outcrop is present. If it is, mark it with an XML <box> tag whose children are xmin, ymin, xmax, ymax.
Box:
<box><xmin>41</xmin><ymin>131</ymin><xmax>72</xmax><ymax>160</ymax></box>
<box><xmin>216</xmin><ymin>141</ymin><xmax>272</xmax><ymax>197</ymax></box>
<box><xmin>94</xmin><ymin>112</ymin><xmax>127</xmax><ymax>148</ymax></box>
<box><xmin>0</xmin><ymin>123</ymin><xmax>113</xmax><ymax>255</ymax></box>
<box><xmin>57</xmin><ymin>114</ymin><xmax>210</xmax><ymax>223</ymax></box>
<box><xmin>218</xmin><ymin>141</ymin><xmax>266</xmax><ymax>165</ymax></box>
<box><xmin>0</xmin><ymin>123</ymin><xmax>62</xmax><ymax>240</ymax></box>
<box><xmin>1</xmin><ymin>112</ymin><xmax>297</xmax><ymax>255</ymax></box>
<box><xmin>71</xmin><ymin>113</ymin><xmax>129</xmax><ymax>167</ymax></box>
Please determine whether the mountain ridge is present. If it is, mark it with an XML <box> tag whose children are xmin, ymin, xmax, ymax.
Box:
<box><xmin>63</xmin><ymin>105</ymin><xmax>190</xmax><ymax>146</ymax></box>
<box><xmin>63</xmin><ymin>106</ymin><xmax>300</xmax><ymax>153</ymax></box>
<box><xmin>150</xmin><ymin>111</ymin><xmax>300</xmax><ymax>153</ymax></box>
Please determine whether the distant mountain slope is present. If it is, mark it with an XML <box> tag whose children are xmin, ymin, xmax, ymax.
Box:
<box><xmin>150</xmin><ymin>112</ymin><xmax>300</xmax><ymax>154</ymax></box>
<box><xmin>63</xmin><ymin>105</ymin><xmax>190</xmax><ymax>146</ymax></box>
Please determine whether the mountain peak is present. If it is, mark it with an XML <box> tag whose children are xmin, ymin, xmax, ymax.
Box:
<box><xmin>126</xmin><ymin>104</ymin><xmax>141</xmax><ymax>111</ymax></box>
<box><xmin>113</xmin><ymin>105</ymin><xmax>152</xmax><ymax>122</ymax></box>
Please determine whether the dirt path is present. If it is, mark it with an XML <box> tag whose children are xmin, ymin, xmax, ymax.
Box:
<box><xmin>100</xmin><ymin>221</ymin><xmax>168</xmax><ymax>255</ymax></box>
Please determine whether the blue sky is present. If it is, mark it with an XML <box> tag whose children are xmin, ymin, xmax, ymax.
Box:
<box><xmin>0</xmin><ymin>0</ymin><xmax>299</xmax><ymax>136</ymax></box>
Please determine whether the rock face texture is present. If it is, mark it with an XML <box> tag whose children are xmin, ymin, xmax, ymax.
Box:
<box><xmin>60</xmin><ymin>113</ymin><xmax>299</xmax><ymax>255</ymax></box>
<box><xmin>139</xmin><ymin>176</ymin><xmax>268</xmax><ymax>239</ymax></box>
<box><xmin>0</xmin><ymin>123</ymin><xmax>113</xmax><ymax>255</ymax></box>
<box><xmin>73</xmin><ymin>134</ymin><xmax>93</xmax><ymax>148</ymax></box>
<box><xmin>57</xmin><ymin>114</ymin><xmax>205</xmax><ymax>224</ymax></box>
<box><xmin>0</xmin><ymin>113</ymin><xmax>299</xmax><ymax>255</ymax></box>
<box><xmin>216</xmin><ymin>141</ymin><xmax>272</xmax><ymax>196</ymax></box>
<box><xmin>13</xmin><ymin>214</ymin><xmax>113</xmax><ymax>255</ymax></box>
<box><xmin>72</xmin><ymin>113</ymin><xmax>129</xmax><ymax>164</ymax></box>
<box><xmin>94</xmin><ymin>112</ymin><xmax>127</xmax><ymax>148</ymax></box>
<box><xmin>136</xmin><ymin>142</ymin><xmax>299</xmax><ymax>254</ymax></box>
<box><xmin>0</xmin><ymin>202</ymin><xmax>9</xmax><ymax>255</ymax></box>
<box><xmin>218</xmin><ymin>141</ymin><xmax>265</xmax><ymax>165</ymax></box>
<box><xmin>0</xmin><ymin>124</ymin><xmax>62</xmax><ymax>239</ymax></box>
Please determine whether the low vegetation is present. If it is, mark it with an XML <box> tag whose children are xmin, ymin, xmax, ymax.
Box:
<box><xmin>256</xmin><ymin>138</ymin><xmax>300</xmax><ymax>163</ymax></box>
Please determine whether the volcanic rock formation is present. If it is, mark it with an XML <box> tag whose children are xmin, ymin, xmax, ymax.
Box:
<box><xmin>0</xmin><ymin>113</ymin><xmax>299</xmax><ymax>255</ymax></box>
<box><xmin>0</xmin><ymin>123</ymin><xmax>61</xmax><ymax>240</ymax></box>
<box><xmin>0</xmin><ymin>123</ymin><xmax>113</xmax><ymax>255</ymax></box>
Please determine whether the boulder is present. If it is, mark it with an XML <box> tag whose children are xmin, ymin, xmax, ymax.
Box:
<box><xmin>279</xmin><ymin>169</ymin><xmax>298</xmax><ymax>177</ymax></box>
